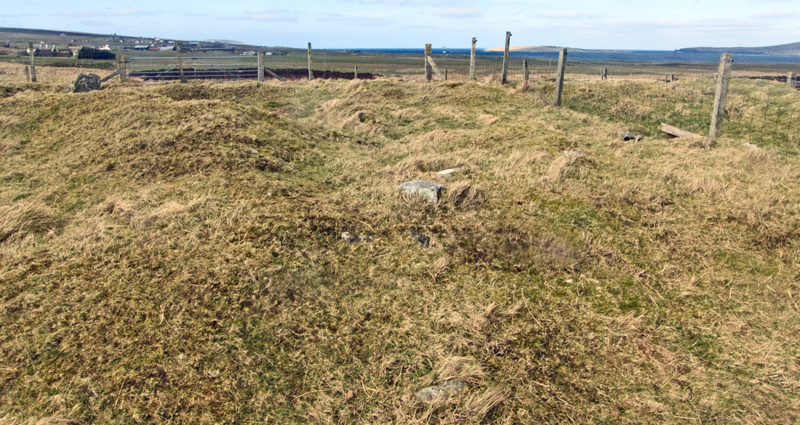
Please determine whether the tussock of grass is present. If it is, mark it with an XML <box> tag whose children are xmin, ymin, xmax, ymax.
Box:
<box><xmin>1</xmin><ymin>73</ymin><xmax>800</xmax><ymax>423</ymax></box>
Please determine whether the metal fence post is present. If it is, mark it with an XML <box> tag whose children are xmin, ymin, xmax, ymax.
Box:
<box><xmin>553</xmin><ymin>48</ymin><xmax>567</xmax><ymax>106</ymax></box>
<box><xmin>501</xmin><ymin>31</ymin><xmax>511</xmax><ymax>84</ymax></box>
<box><xmin>469</xmin><ymin>37</ymin><xmax>476</xmax><ymax>81</ymax></box>
<box><xmin>709</xmin><ymin>53</ymin><xmax>733</xmax><ymax>140</ymax></box>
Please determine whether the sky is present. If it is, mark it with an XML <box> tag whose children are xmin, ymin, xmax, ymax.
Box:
<box><xmin>1</xmin><ymin>1</ymin><xmax>800</xmax><ymax>50</ymax></box>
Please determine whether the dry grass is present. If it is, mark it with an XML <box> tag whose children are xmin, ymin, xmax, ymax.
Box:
<box><xmin>1</xmin><ymin>69</ymin><xmax>800</xmax><ymax>424</ymax></box>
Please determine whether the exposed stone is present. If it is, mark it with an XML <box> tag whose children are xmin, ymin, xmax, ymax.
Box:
<box><xmin>396</xmin><ymin>180</ymin><xmax>443</xmax><ymax>203</ymax></box>
<box><xmin>618</xmin><ymin>132</ymin><xmax>644</xmax><ymax>142</ymax></box>
<box><xmin>742</xmin><ymin>143</ymin><xmax>759</xmax><ymax>149</ymax></box>
<box><xmin>415</xmin><ymin>380</ymin><xmax>466</xmax><ymax>403</ymax></box>
<box><xmin>71</xmin><ymin>73</ymin><xmax>101</xmax><ymax>93</ymax></box>
<box><xmin>563</xmin><ymin>150</ymin><xmax>583</xmax><ymax>157</ymax></box>
<box><xmin>410</xmin><ymin>232</ymin><xmax>430</xmax><ymax>248</ymax></box>
<box><xmin>341</xmin><ymin>232</ymin><xmax>374</xmax><ymax>243</ymax></box>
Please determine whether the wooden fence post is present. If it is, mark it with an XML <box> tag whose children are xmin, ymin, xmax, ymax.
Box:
<box><xmin>176</xmin><ymin>42</ymin><xmax>185</xmax><ymax>83</ymax></box>
<box><xmin>553</xmin><ymin>48</ymin><xmax>567</xmax><ymax>106</ymax></box>
<box><xmin>709</xmin><ymin>53</ymin><xmax>733</xmax><ymax>140</ymax></box>
<box><xmin>257</xmin><ymin>53</ymin><xmax>264</xmax><ymax>82</ymax></box>
<box><xmin>355</xmin><ymin>66</ymin><xmax>358</xmax><ymax>80</ymax></box>
<box><xmin>307</xmin><ymin>43</ymin><xmax>313</xmax><ymax>80</ymax></box>
<box><xmin>469</xmin><ymin>37</ymin><xmax>476</xmax><ymax>81</ymax></box>
<box><xmin>425</xmin><ymin>44</ymin><xmax>432</xmax><ymax>82</ymax></box>
<box><xmin>24</xmin><ymin>65</ymin><xmax>29</xmax><ymax>82</ymax></box>
<box><xmin>501</xmin><ymin>31</ymin><xmax>511</xmax><ymax>84</ymax></box>
<box><xmin>522</xmin><ymin>59</ymin><xmax>529</xmax><ymax>90</ymax></box>
<box><xmin>119</xmin><ymin>55</ymin><xmax>127</xmax><ymax>80</ymax></box>
<box><xmin>28</xmin><ymin>43</ymin><xmax>36</xmax><ymax>83</ymax></box>
<box><xmin>788</xmin><ymin>72</ymin><xmax>796</xmax><ymax>89</ymax></box>
<box><xmin>445</xmin><ymin>69</ymin><xmax>447</xmax><ymax>80</ymax></box>
<box><xmin>603</xmin><ymin>67</ymin><xmax>608</xmax><ymax>80</ymax></box>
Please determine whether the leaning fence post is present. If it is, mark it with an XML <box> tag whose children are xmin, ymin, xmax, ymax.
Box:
<box><xmin>501</xmin><ymin>31</ymin><xmax>511</xmax><ymax>84</ymax></box>
<box><xmin>553</xmin><ymin>48</ymin><xmax>567</xmax><ymax>106</ymax></box>
<box><xmin>709</xmin><ymin>53</ymin><xmax>733</xmax><ymax>141</ymax></box>
<box><xmin>788</xmin><ymin>72</ymin><xmax>796</xmax><ymax>89</ymax></box>
<box><xmin>469</xmin><ymin>37</ymin><xmax>476</xmax><ymax>81</ymax></box>
<box><xmin>425</xmin><ymin>44</ymin><xmax>432</xmax><ymax>82</ymax></box>
<box><xmin>28</xmin><ymin>43</ymin><xmax>36</xmax><ymax>83</ymax></box>
<box><xmin>257</xmin><ymin>53</ymin><xmax>264</xmax><ymax>82</ymax></box>
<box><xmin>307</xmin><ymin>43</ymin><xmax>313</xmax><ymax>80</ymax></box>
<box><xmin>24</xmin><ymin>65</ymin><xmax>29</xmax><ymax>82</ymax></box>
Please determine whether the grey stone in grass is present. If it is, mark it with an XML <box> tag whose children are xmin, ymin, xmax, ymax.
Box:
<box><xmin>71</xmin><ymin>73</ymin><xmax>101</xmax><ymax>93</ymax></box>
<box><xmin>341</xmin><ymin>232</ymin><xmax>374</xmax><ymax>243</ymax></box>
<box><xmin>618</xmin><ymin>132</ymin><xmax>644</xmax><ymax>142</ymax></box>
<box><xmin>415</xmin><ymin>380</ymin><xmax>466</xmax><ymax>403</ymax></box>
<box><xmin>396</xmin><ymin>181</ymin><xmax>443</xmax><ymax>203</ymax></box>
<box><xmin>410</xmin><ymin>232</ymin><xmax>430</xmax><ymax>248</ymax></box>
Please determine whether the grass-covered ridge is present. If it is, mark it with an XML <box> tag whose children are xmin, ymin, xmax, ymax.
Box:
<box><xmin>1</xmin><ymin>74</ymin><xmax>799</xmax><ymax>424</ymax></box>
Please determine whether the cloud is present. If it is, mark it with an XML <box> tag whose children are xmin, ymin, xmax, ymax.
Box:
<box><xmin>219</xmin><ymin>10</ymin><xmax>297</xmax><ymax>22</ymax></box>
<box><xmin>318</xmin><ymin>13</ymin><xmax>392</xmax><ymax>26</ymax></box>
<box><xmin>343</xmin><ymin>0</ymin><xmax>413</xmax><ymax>4</ymax></box>
<box><xmin>58</xmin><ymin>8</ymin><xmax>154</xmax><ymax>17</ymax></box>
<box><xmin>752</xmin><ymin>9</ymin><xmax>798</xmax><ymax>19</ymax></box>
<box><xmin>542</xmin><ymin>11</ymin><xmax>604</xmax><ymax>19</ymax></box>
<box><xmin>433</xmin><ymin>8</ymin><xmax>482</xmax><ymax>18</ymax></box>
<box><xmin>79</xmin><ymin>19</ymin><xmax>112</xmax><ymax>25</ymax></box>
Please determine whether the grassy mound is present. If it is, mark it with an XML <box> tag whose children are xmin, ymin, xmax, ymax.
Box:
<box><xmin>1</xmin><ymin>75</ymin><xmax>799</xmax><ymax>424</ymax></box>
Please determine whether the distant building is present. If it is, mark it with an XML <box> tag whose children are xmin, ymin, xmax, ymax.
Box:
<box><xmin>98</xmin><ymin>45</ymin><xmax>112</xmax><ymax>51</ymax></box>
<box><xmin>160</xmin><ymin>46</ymin><xmax>175</xmax><ymax>51</ymax></box>
<box><xmin>134</xmin><ymin>45</ymin><xmax>149</xmax><ymax>50</ymax></box>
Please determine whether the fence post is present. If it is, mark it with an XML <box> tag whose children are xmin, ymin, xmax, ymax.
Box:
<box><xmin>788</xmin><ymin>72</ymin><xmax>796</xmax><ymax>89</ymax></box>
<box><xmin>24</xmin><ymin>65</ymin><xmax>29</xmax><ymax>82</ymax></box>
<box><xmin>553</xmin><ymin>48</ymin><xmax>567</xmax><ymax>106</ymax></box>
<box><xmin>307</xmin><ymin>43</ymin><xmax>313</xmax><ymax>80</ymax></box>
<box><xmin>176</xmin><ymin>42</ymin><xmax>185</xmax><ymax>83</ymax></box>
<box><xmin>258</xmin><ymin>53</ymin><xmax>264</xmax><ymax>82</ymax></box>
<box><xmin>469</xmin><ymin>37</ymin><xmax>476</xmax><ymax>81</ymax></box>
<box><xmin>709</xmin><ymin>53</ymin><xmax>733</xmax><ymax>141</ymax></box>
<box><xmin>445</xmin><ymin>69</ymin><xmax>447</xmax><ymax>80</ymax></box>
<box><xmin>501</xmin><ymin>31</ymin><xmax>511</xmax><ymax>84</ymax></box>
<box><xmin>603</xmin><ymin>67</ymin><xmax>608</xmax><ymax>80</ymax></box>
<box><xmin>119</xmin><ymin>55</ymin><xmax>127</xmax><ymax>80</ymax></box>
<box><xmin>425</xmin><ymin>44</ymin><xmax>432</xmax><ymax>82</ymax></box>
<box><xmin>28</xmin><ymin>43</ymin><xmax>36</xmax><ymax>83</ymax></box>
<box><xmin>355</xmin><ymin>66</ymin><xmax>358</xmax><ymax>80</ymax></box>
<box><xmin>522</xmin><ymin>59</ymin><xmax>529</xmax><ymax>90</ymax></box>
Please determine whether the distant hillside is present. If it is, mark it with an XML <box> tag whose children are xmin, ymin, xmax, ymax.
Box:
<box><xmin>678</xmin><ymin>41</ymin><xmax>800</xmax><ymax>55</ymax></box>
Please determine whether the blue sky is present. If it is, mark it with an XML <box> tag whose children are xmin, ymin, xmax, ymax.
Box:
<box><xmin>1</xmin><ymin>1</ymin><xmax>799</xmax><ymax>50</ymax></box>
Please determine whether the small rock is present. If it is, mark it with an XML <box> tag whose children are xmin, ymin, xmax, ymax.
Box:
<box><xmin>563</xmin><ymin>150</ymin><xmax>583</xmax><ymax>157</ymax></box>
<box><xmin>618</xmin><ymin>132</ymin><xmax>644</xmax><ymax>142</ymax></box>
<box><xmin>341</xmin><ymin>232</ymin><xmax>374</xmax><ymax>243</ymax></box>
<box><xmin>71</xmin><ymin>73</ymin><xmax>101</xmax><ymax>93</ymax></box>
<box><xmin>410</xmin><ymin>232</ymin><xmax>430</xmax><ymax>248</ymax></box>
<box><xmin>415</xmin><ymin>380</ymin><xmax>466</xmax><ymax>403</ymax></box>
<box><xmin>742</xmin><ymin>143</ymin><xmax>759</xmax><ymax>149</ymax></box>
<box><xmin>396</xmin><ymin>181</ymin><xmax>443</xmax><ymax>203</ymax></box>
<box><xmin>437</xmin><ymin>168</ymin><xmax>459</xmax><ymax>176</ymax></box>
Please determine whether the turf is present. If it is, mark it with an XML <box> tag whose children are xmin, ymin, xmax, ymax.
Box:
<box><xmin>1</xmin><ymin>66</ymin><xmax>800</xmax><ymax>424</ymax></box>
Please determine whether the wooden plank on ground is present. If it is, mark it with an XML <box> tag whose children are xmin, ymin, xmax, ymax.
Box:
<box><xmin>661</xmin><ymin>123</ymin><xmax>701</xmax><ymax>139</ymax></box>
<box><xmin>100</xmin><ymin>70</ymin><xmax>120</xmax><ymax>83</ymax></box>
<box><xmin>264</xmin><ymin>68</ymin><xmax>285</xmax><ymax>82</ymax></box>
<box><xmin>426</xmin><ymin>56</ymin><xmax>444</xmax><ymax>81</ymax></box>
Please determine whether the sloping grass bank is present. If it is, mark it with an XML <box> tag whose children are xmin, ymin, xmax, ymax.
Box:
<box><xmin>1</xmin><ymin>75</ymin><xmax>799</xmax><ymax>424</ymax></box>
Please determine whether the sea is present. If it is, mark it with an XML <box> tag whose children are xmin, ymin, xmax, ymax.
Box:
<box><xmin>353</xmin><ymin>48</ymin><xmax>800</xmax><ymax>64</ymax></box>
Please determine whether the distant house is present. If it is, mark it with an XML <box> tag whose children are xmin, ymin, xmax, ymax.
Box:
<box><xmin>134</xmin><ymin>45</ymin><xmax>149</xmax><ymax>50</ymax></box>
<box><xmin>98</xmin><ymin>45</ymin><xmax>112</xmax><ymax>51</ymax></box>
<box><xmin>160</xmin><ymin>46</ymin><xmax>175</xmax><ymax>51</ymax></box>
